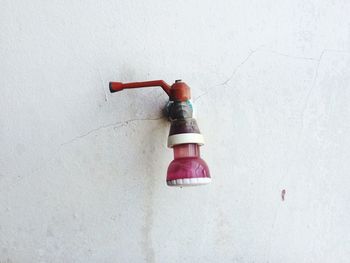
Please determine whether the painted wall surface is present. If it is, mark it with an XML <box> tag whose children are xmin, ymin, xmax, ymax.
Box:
<box><xmin>1</xmin><ymin>0</ymin><xmax>350</xmax><ymax>262</ymax></box>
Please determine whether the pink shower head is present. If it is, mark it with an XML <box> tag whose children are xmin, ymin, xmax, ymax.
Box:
<box><xmin>167</xmin><ymin>144</ymin><xmax>210</xmax><ymax>186</ymax></box>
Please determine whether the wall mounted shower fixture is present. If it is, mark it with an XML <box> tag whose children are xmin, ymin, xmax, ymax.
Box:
<box><xmin>109</xmin><ymin>79</ymin><xmax>211</xmax><ymax>187</ymax></box>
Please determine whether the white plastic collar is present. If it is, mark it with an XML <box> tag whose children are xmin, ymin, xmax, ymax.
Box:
<box><xmin>167</xmin><ymin>133</ymin><xmax>204</xmax><ymax>148</ymax></box>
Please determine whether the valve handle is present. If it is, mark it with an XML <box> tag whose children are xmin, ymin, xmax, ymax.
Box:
<box><xmin>109</xmin><ymin>80</ymin><xmax>171</xmax><ymax>96</ymax></box>
<box><xmin>109</xmin><ymin>79</ymin><xmax>191</xmax><ymax>101</ymax></box>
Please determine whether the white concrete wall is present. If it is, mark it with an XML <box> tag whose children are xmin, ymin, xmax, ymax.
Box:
<box><xmin>1</xmin><ymin>0</ymin><xmax>350</xmax><ymax>262</ymax></box>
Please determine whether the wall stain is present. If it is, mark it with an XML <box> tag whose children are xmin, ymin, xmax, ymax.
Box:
<box><xmin>140</xmin><ymin>128</ymin><xmax>159</xmax><ymax>263</ymax></box>
<box><xmin>143</xmin><ymin>186</ymin><xmax>155</xmax><ymax>263</ymax></box>
<box><xmin>281</xmin><ymin>189</ymin><xmax>286</xmax><ymax>201</ymax></box>
<box><xmin>142</xmin><ymin>182</ymin><xmax>155</xmax><ymax>263</ymax></box>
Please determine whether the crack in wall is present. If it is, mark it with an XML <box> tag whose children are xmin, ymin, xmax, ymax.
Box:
<box><xmin>97</xmin><ymin>67</ymin><xmax>108</xmax><ymax>102</ymax></box>
<box><xmin>300</xmin><ymin>48</ymin><xmax>350</xmax><ymax>127</ymax></box>
<box><xmin>4</xmin><ymin>116</ymin><xmax>165</xmax><ymax>187</ymax></box>
<box><xmin>300</xmin><ymin>49</ymin><xmax>327</xmax><ymax>126</ymax></box>
<box><xmin>220</xmin><ymin>48</ymin><xmax>260</xmax><ymax>86</ymax></box>
<box><xmin>194</xmin><ymin>47</ymin><xmax>325</xmax><ymax>103</ymax></box>
<box><xmin>60</xmin><ymin>116</ymin><xmax>163</xmax><ymax>147</ymax></box>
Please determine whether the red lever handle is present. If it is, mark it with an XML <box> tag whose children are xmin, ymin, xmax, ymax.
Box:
<box><xmin>109</xmin><ymin>79</ymin><xmax>191</xmax><ymax>101</ymax></box>
<box><xmin>109</xmin><ymin>80</ymin><xmax>171</xmax><ymax>97</ymax></box>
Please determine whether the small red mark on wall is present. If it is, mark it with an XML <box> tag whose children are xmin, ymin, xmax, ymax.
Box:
<box><xmin>281</xmin><ymin>189</ymin><xmax>286</xmax><ymax>201</ymax></box>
